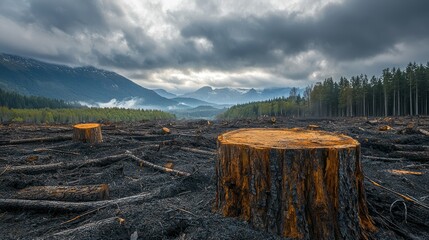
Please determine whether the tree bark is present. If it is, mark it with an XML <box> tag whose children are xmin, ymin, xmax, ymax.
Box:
<box><xmin>15</xmin><ymin>184</ymin><xmax>109</xmax><ymax>202</ymax></box>
<box><xmin>215</xmin><ymin>128</ymin><xmax>376</xmax><ymax>239</ymax></box>
<box><xmin>73</xmin><ymin>123</ymin><xmax>102</xmax><ymax>144</ymax></box>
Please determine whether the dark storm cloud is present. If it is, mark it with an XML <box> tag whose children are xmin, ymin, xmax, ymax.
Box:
<box><xmin>0</xmin><ymin>0</ymin><xmax>429</xmax><ymax>90</ymax></box>
<box><xmin>317</xmin><ymin>0</ymin><xmax>429</xmax><ymax>59</ymax></box>
<box><xmin>181</xmin><ymin>0</ymin><xmax>429</xmax><ymax>64</ymax></box>
<box><xmin>28</xmin><ymin>0</ymin><xmax>109</xmax><ymax>34</ymax></box>
<box><xmin>0</xmin><ymin>0</ymin><xmax>116</xmax><ymax>34</ymax></box>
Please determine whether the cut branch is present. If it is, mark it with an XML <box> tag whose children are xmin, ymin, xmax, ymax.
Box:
<box><xmin>0</xmin><ymin>191</ymin><xmax>156</xmax><ymax>212</ymax></box>
<box><xmin>0</xmin><ymin>136</ymin><xmax>72</xmax><ymax>146</ymax></box>
<box><xmin>391</xmin><ymin>144</ymin><xmax>429</xmax><ymax>152</ymax></box>
<box><xmin>180</xmin><ymin>147</ymin><xmax>216</xmax><ymax>156</ymax></box>
<box><xmin>362</xmin><ymin>155</ymin><xmax>405</xmax><ymax>162</ymax></box>
<box><xmin>1</xmin><ymin>154</ymin><xmax>128</xmax><ymax>175</ymax></box>
<box><xmin>125</xmin><ymin>152</ymin><xmax>191</xmax><ymax>177</ymax></box>
<box><xmin>33</xmin><ymin>148</ymin><xmax>80</xmax><ymax>155</ymax></box>
<box><xmin>50</xmin><ymin>217</ymin><xmax>124</xmax><ymax>239</ymax></box>
<box><xmin>366</xmin><ymin>176</ymin><xmax>429</xmax><ymax>210</ymax></box>
<box><xmin>2</xmin><ymin>152</ymin><xmax>191</xmax><ymax>177</ymax></box>
<box><xmin>390</xmin><ymin>151</ymin><xmax>429</xmax><ymax>162</ymax></box>
<box><xmin>418</xmin><ymin>128</ymin><xmax>429</xmax><ymax>136</ymax></box>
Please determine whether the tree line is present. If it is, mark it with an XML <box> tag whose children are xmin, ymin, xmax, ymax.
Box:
<box><xmin>219</xmin><ymin>62</ymin><xmax>429</xmax><ymax>119</ymax></box>
<box><xmin>0</xmin><ymin>107</ymin><xmax>175</xmax><ymax>124</ymax></box>
<box><xmin>0</xmin><ymin>88</ymin><xmax>76</xmax><ymax>109</ymax></box>
<box><xmin>309</xmin><ymin>62</ymin><xmax>429</xmax><ymax>117</ymax></box>
<box><xmin>218</xmin><ymin>91</ymin><xmax>306</xmax><ymax>119</ymax></box>
<box><xmin>0</xmin><ymin>88</ymin><xmax>175</xmax><ymax>123</ymax></box>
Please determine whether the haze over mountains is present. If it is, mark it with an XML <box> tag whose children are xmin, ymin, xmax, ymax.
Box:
<box><xmin>179</xmin><ymin>86</ymin><xmax>300</xmax><ymax>105</ymax></box>
<box><xmin>0</xmin><ymin>53</ymin><xmax>300</xmax><ymax>115</ymax></box>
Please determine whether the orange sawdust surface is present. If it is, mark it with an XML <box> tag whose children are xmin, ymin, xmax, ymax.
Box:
<box><xmin>73</xmin><ymin>123</ymin><xmax>101</xmax><ymax>129</ymax></box>
<box><xmin>218</xmin><ymin>128</ymin><xmax>359</xmax><ymax>149</ymax></box>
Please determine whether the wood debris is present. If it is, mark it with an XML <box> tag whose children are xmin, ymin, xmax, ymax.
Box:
<box><xmin>379</xmin><ymin>125</ymin><xmax>393</xmax><ymax>131</ymax></box>
<box><xmin>387</xmin><ymin>169</ymin><xmax>424</xmax><ymax>176</ymax></box>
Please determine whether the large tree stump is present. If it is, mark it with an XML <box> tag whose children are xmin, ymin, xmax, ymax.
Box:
<box><xmin>216</xmin><ymin>128</ymin><xmax>376</xmax><ymax>239</ymax></box>
<box><xmin>15</xmin><ymin>184</ymin><xmax>109</xmax><ymax>202</ymax></box>
<box><xmin>73</xmin><ymin>123</ymin><xmax>102</xmax><ymax>144</ymax></box>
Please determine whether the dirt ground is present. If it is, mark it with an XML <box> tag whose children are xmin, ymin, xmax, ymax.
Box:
<box><xmin>0</xmin><ymin>117</ymin><xmax>428</xmax><ymax>240</ymax></box>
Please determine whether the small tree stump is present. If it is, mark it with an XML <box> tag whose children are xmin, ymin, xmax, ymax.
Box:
<box><xmin>216</xmin><ymin>128</ymin><xmax>375</xmax><ymax>239</ymax></box>
<box><xmin>73</xmin><ymin>123</ymin><xmax>102</xmax><ymax>144</ymax></box>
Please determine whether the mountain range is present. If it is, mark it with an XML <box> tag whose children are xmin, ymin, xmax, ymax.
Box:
<box><xmin>0</xmin><ymin>53</ymin><xmax>301</xmax><ymax>114</ymax></box>
<box><xmin>179</xmin><ymin>86</ymin><xmax>299</xmax><ymax>104</ymax></box>
<box><xmin>0</xmin><ymin>53</ymin><xmax>174</xmax><ymax>107</ymax></box>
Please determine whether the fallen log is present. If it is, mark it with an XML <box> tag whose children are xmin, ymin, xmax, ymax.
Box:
<box><xmin>390</xmin><ymin>151</ymin><xmax>429</xmax><ymax>162</ymax></box>
<box><xmin>180</xmin><ymin>147</ymin><xmax>216</xmax><ymax>156</ymax></box>
<box><xmin>387</xmin><ymin>169</ymin><xmax>423</xmax><ymax>176</ymax></box>
<box><xmin>418</xmin><ymin>128</ymin><xmax>429</xmax><ymax>136</ymax></box>
<box><xmin>131</xmin><ymin>134</ymin><xmax>178</xmax><ymax>141</ymax></box>
<box><xmin>125</xmin><ymin>152</ymin><xmax>191</xmax><ymax>177</ymax></box>
<box><xmin>0</xmin><ymin>191</ymin><xmax>156</xmax><ymax>212</ymax></box>
<box><xmin>1</xmin><ymin>154</ymin><xmax>128</xmax><ymax>175</ymax></box>
<box><xmin>391</xmin><ymin>144</ymin><xmax>429</xmax><ymax>152</ymax></box>
<box><xmin>366</xmin><ymin>177</ymin><xmax>429</xmax><ymax>210</ymax></box>
<box><xmin>15</xmin><ymin>184</ymin><xmax>109</xmax><ymax>202</ymax></box>
<box><xmin>33</xmin><ymin>148</ymin><xmax>80</xmax><ymax>155</ymax></box>
<box><xmin>0</xmin><ymin>136</ymin><xmax>72</xmax><ymax>146</ymax></box>
<box><xmin>363</xmin><ymin>155</ymin><xmax>405</xmax><ymax>162</ymax></box>
<box><xmin>2</xmin><ymin>152</ymin><xmax>191</xmax><ymax>177</ymax></box>
<box><xmin>49</xmin><ymin>217</ymin><xmax>125</xmax><ymax>239</ymax></box>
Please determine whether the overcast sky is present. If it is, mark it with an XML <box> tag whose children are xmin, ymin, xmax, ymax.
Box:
<box><xmin>1</xmin><ymin>0</ymin><xmax>428</xmax><ymax>93</ymax></box>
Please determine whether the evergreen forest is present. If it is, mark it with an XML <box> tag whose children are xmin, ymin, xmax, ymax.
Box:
<box><xmin>219</xmin><ymin>62</ymin><xmax>429</xmax><ymax>119</ymax></box>
<box><xmin>0</xmin><ymin>107</ymin><xmax>175</xmax><ymax>124</ymax></box>
<box><xmin>0</xmin><ymin>88</ymin><xmax>175</xmax><ymax>123</ymax></box>
<box><xmin>0</xmin><ymin>88</ymin><xmax>75</xmax><ymax>109</ymax></box>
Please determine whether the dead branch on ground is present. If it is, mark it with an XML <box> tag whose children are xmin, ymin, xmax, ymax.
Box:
<box><xmin>1</xmin><ymin>154</ymin><xmax>128</xmax><ymax>174</ymax></box>
<box><xmin>33</xmin><ymin>148</ymin><xmax>80</xmax><ymax>155</ymax></box>
<box><xmin>418</xmin><ymin>128</ymin><xmax>429</xmax><ymax>136</ymax></box>
<box><xmin>50</xmin><ymin>217</ymin><xmax>124</xmax><ymax>239</ymax></box>
<box><xmin>365</xmin><ymin>176</ymin><xmax>429</xmax><ymax>211</ymax></box>
<box><xmin>125</xmin><ymin>151</ymin><xmax>191</xmax><ymax>177</ymax></box>
<box><xmin>0</xmin><ymin>191</ymin><xmax>156</xmax><ymax>212</ymax></box>
<box><xmin>362</xmin><ymin>155</ymin><xmax>405</xmax><ymax>162</ymax></box>
<box><xmin>180</xmin><ymin>147</ymin><xmax>216</xmax><ymax>156</ymax></box>
<box><xmin>0</xmin><ymin>136</ymin><xmax>72</xmax><ymax>145</ymax></box>
<box><xmin>390</xmin><ymin>151</ymin><xmax>429</xmax><ymax>162</ymax></box>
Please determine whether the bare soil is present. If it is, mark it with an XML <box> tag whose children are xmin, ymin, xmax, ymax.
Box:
<box><xmin>0</xmin><ymin>117</ymin><xmax>428</xmax><ymax>240</ymax></box>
